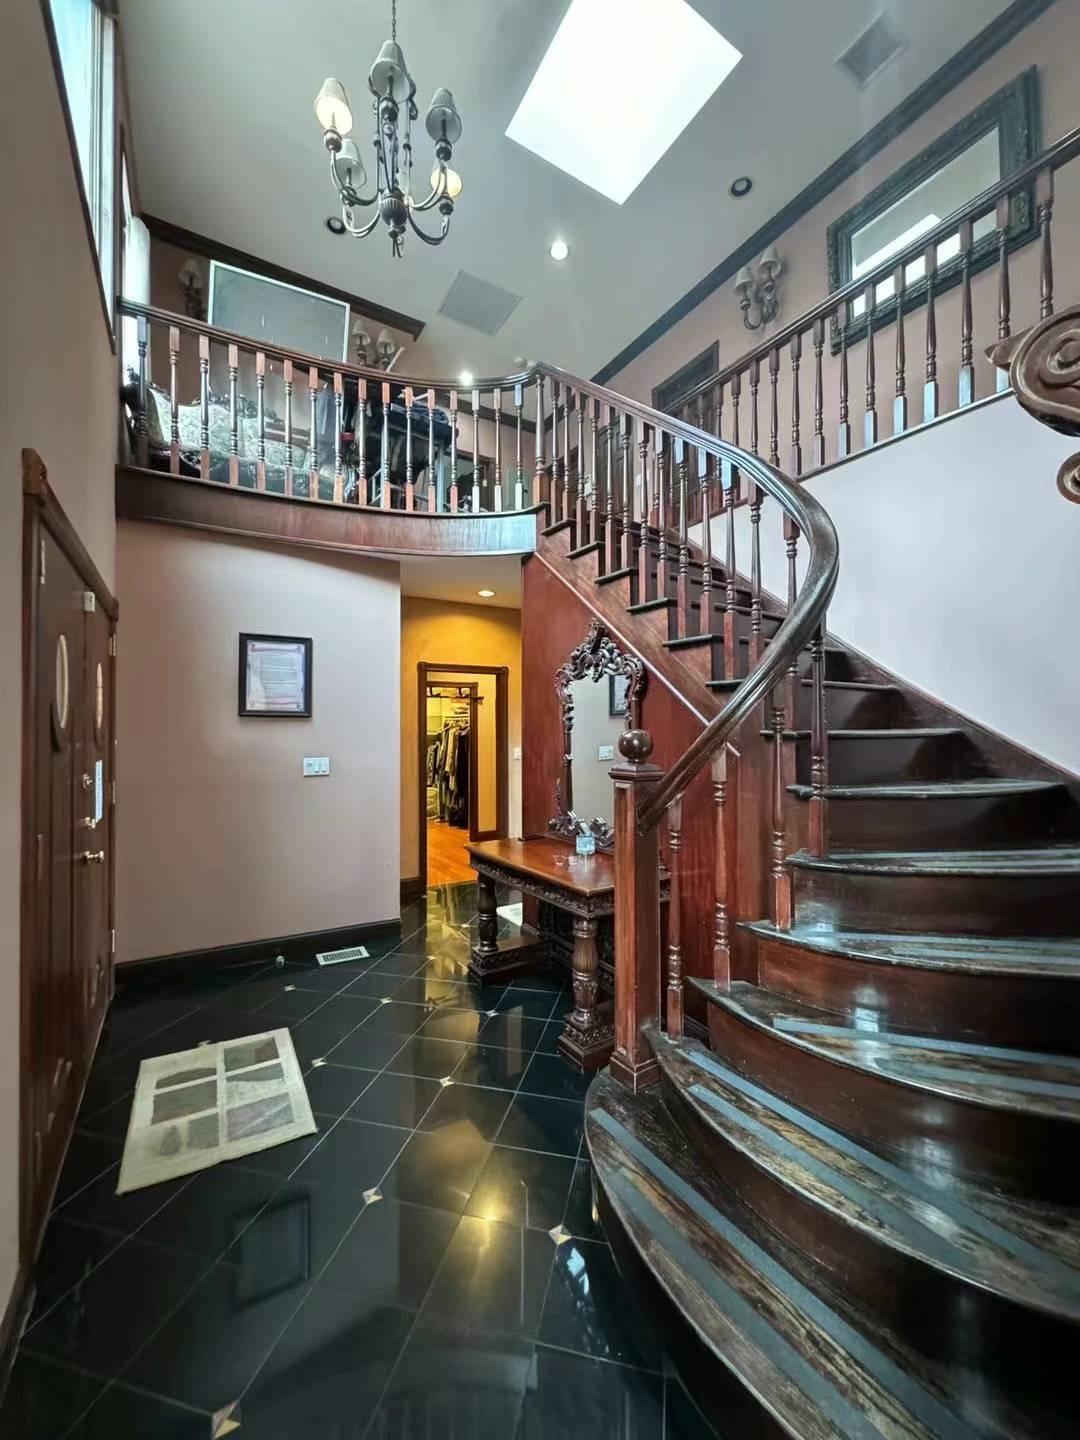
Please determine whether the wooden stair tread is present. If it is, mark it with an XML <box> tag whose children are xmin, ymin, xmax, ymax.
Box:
<box><xmin>587</xmin><ymin>1076</ymin><xmax>1001</xmax><ymax>1440</ymax></box>
<box><xmin>741</xmin><ymin>922</ymin><xmax>1080</xmax><ymax>979</ymax></box>
<box><xmin>691</xmin><ymin>980</ymin><xmax>1080</xmax><ymax>1122</ymax></box>
<box><xmin>787</xmin><ymin>846</ymin><xmax>1080</xmax><ymax>877</ymax></box>
<box><xmin>787</xmin><ymin>779</ymin><xmax>1063</xmax><ymax>801</ymax></box>
<box><xmin>650</xmin><ymin>1027</ymin><xmax>1080</xmax><ymax>1321</ymax></box>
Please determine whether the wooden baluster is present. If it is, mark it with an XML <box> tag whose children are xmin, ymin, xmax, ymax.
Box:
<box><xmin>283</xmin><ymin>358</ymin><xmax>294</xmax><ymax>496</ymax></box>
<box><xmin>357</xmin><ymin>379</ymin><xmax>367</xmax><ymax>504</ymax></box>
<box><xmin>728</xmin><ymin>370</ymin><xmax>741</xmax><ymax>506</ymax></box>
<box><xmin>770</xmin><ymin>687</ymin><xmax>793</xmax><ymax>931</ymax></box>
<box><xmin>610</xmin><ymin>729</ymin><xmax>664</xmax><ymax>1092</ymax></box>
<box><xmin>1038</xmin><ymin>167</ymin><xmax>1055</xmax><ymax>319</ymax></box>
<box><xmin>837</xmin><ymin>306</ymin><xmax>851</xmax><ymax>458</ymax></box>
<box><xmin>665</xmin><ymin>796</ymin><xmax>685</xmax><ymax>1038</ymax></box>
<box><xmin>863</xmin><ymin>286</ymin><xmax>878</xmax><ymax>449</ymax></box>
<box><xmin>333</xmin><ymin>371</ymin><xmax>345</xmax><ymax>503</ymax></box>
<box><xmin>575</xmin><ymin>395</ymin><xmax>587</xmax><ymax>537</ymax></box>
<box><xmin>551</xmin><ymin>379</ymin><xmax>563</xmax><ymax>522</ymax></box>
<box><xmin>534</xmin><ymin>373</ymin><xmax>547</xmax><ymax>510</ymax></box>
<box><xmin>924</xmin><ymin>244</ymin><xmax>939</xmax><ymax>422</ymax></box>
<box><xmin>893</xmin><ymin>264</ymin><xmax>907</xmax><ymax>436</ymax></box>
<box><xmin>723</xmin><ymin>460</ymin><xmax>738</xmax><ymax>679</ymax></box>
<box><xmin>255</xmin><ymin>351</ymin><xmax>267</xmax><ymax>490</ymax></box>
<box><xmin>227</xmin><ymin>343</ymin><xmax>240</xmax><ymax>486</ymax></box>
<box><xmin>402</xmin><ymin>386</ymin><xmax>414</xmax><ymax>511</ymax></box>
<box><xmin>449</xmin><ymin>388</ymin><xmax>459</xmax><ymax>513</ymax></box>
<box><xmin>785</xmin><ymin>518</ymin><xmax>800</xmax><ymax>726</ymax></box>
<box><xmin>136</xmin><ymin>314</ymin><xmax>149</xmax><ymax>466</ymax></box>
<box><xmin>958</xmin><ymin>220</ymin><xmax>975</xmax><ymax>409</ymax></box>
<box><xmin>656</xmin><ymin>430</ymin><xmax>668</xmax><ymax>590</ymax></box>
<box><xmin>380</xmin><ymin>381</ymin><xmax>391</xmax><ymax>509</ymax></box>
<box><xmin>198</xmin><ymin>334</ymin><xmax>211</xmax><ymax>481</ymax></box>
<box><xmin>620</xmin><ymin>413</ymin><xmax>634</xmax><ymax>571</ymax></box>
<box><xmin>675</xmin><ymin>436</ymin><xmax>691</xmax><ymax>637</ymax></box>
<box><xmin>791</xmin><ymin>331</ymin><xmax>803</xmax><ymax>474</ymax></box>
<box><xmin>308</xmin><ymin>366</ymin><xmax>319</xmax><ymax>499</ymax></box>
<box><xmin>637</xmin><ymin>417</ymin><xmax>654</xmax><ymax>604</ymax></box>
<box><xmin>471</xmin><ymin>387</ymin><xmax>481</xmax><ymax>512</ymax></box>
<box><xmin>493</xmin><ymin>388</ymin><xmax>503</xmax><ymax>512</ymax></box>
<box><xmin>426</xmin><ymin>388</ymin><xmax>436</xmax><ymax>510</ymax></box>
<box><xmin>514</xmin><ymin>382</ymin><xmax>525</xmax><ymax>511</ymax></box>
<box><xmin>649</xmin><ymin>422</ymin><xmax>660</xmax><ymax>537</ymax></box>
<box><xmin>809</xmin><ymin>621</ymin><xmax>829</xmax><ymax>857</ymax></box>
<box><xmin>995</xmin><ymin>195</ymin><xmax>1012</xmax><ymax>394</ymax></box>
<box><xmin>563</xmin><ymin>386</ymin><xmax>573</xmax><ymax>525</ymax></box>
<box><xmin>698</xmin><ymin>432</ymin><xmax>712</xmax><ymax>634</ymax></box>
<box><xmin>604</xmin><ymin>406</ymin><xmax>619</xmax><ymax>575</ymax></box>
<box><xmin>168</xmin><ymin>323</ymin><xmax>180</xmax><ymax>474</ymax></box>
<box><xmin>748</xmin><ymin>361</ymin><xmax>759</xmax><ymax>456</ymax></box>
<box><xmin>711</xmin><ymin>747</ymin><xmax>731</xmax><ymax>988</ymax></box>
<box><xmin>768</xmin><ymin>347</ymin><xmax>780</xmax><ymax>468</ymax></box>
<box><xmin>749</xmin><ymin>478</ymin><xmax>763</xmax><ymax>665</ymax></box>
<box><xmin>812</xmin><ymin>318</ymin><xmax>825</xmax><ymax>470</ymax></box>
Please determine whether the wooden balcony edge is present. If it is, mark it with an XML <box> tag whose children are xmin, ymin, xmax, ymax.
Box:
<box><xmin>115</xmin><ymin>465</ymin><xmax>540</xmax><ymax>559</ymax></box>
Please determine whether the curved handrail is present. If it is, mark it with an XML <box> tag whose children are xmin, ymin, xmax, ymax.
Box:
<box><xmin>535</xmin><ymin>361</ymin><xmax>840</xmax><ymax>835</ymax></box>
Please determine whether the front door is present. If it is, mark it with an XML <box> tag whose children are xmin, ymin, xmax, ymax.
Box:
<box><xmin>75</xmin><ymin>598</ymin><xmax>115</xmax><ymax>1052</ymax></box>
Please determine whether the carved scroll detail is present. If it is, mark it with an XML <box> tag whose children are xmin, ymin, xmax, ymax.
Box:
<box><xmin>990</xmin><ymin>307</ymin><xmax>1080</xmax><ymax>504</ymax></box>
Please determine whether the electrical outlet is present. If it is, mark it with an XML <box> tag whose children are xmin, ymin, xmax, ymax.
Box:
<box><xmin>597</xmin><ymin>744</ymin><xmax>615</xmax><ymax>761</ymax></box>
<box><xmin>303</xmin><ymin>756</ymin><xmax>331</xmax><ymax>777</ymax></box>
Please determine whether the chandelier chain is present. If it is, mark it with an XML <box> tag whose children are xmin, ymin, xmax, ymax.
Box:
<box><xmin>391</xmin><ymin>0</ymin><xmax>397</xmax><ymax>43</ymax></box>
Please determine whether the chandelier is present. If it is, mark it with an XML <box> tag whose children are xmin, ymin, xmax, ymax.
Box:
<box><xmin>313</xmin><ymin>0</ymin><xmax>463</xmax><ymax>258</ymax></box>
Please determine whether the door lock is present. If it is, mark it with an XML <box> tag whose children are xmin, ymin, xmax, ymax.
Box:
<box><xmin>79</xmin><ymin>850</ymin><xmax>105</xmax><ymax>865</ymax></box>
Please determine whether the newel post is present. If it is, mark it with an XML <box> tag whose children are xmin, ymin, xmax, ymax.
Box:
<box><xmin>609</xmin><ymin>728</ymin><xmax>665</xmax><ymax>1093</ymax></box>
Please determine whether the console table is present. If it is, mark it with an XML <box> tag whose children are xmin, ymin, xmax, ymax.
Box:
<box><xmin>466</xmin><ymin>837</ymin><xmax>666</xmax><ymax>1071</ymax></box>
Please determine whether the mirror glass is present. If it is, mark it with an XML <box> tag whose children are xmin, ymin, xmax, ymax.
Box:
<box><xmin>566</xmin><ymin>674</ymin><xmax>627</xmax><ymax>835</ymax></box>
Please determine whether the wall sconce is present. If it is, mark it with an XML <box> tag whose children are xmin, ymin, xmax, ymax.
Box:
<box><xmin>177</xmin><ymin>258</ymin><xmax>205</xmax><ymax>320</ymax></box>
<box><xmin>351</xmin><ymin>319</ymin><xmax>403</xmax><ymax>370</ymax></box>
<box><xmin>734</xmin><ymin>245</ymin><xmax>783</xmax><ymax>331</ymax></box>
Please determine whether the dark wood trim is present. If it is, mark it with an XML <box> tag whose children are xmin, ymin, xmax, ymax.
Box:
<box><xmin>144</xmin><ymin>214</ymin><xmax>427</xmax><ymax>341</ymax></box>
<box><xmin>0</xmin><ymin>1260</ymin><xmax>33</xmax><ymax>1403</ymax></box>
<box><xmin>114</xmin><ymin>916</ymin><xmax>403</xmax><ymax>987</ymax></box>
<box><xmin>24</xmin><ymin>452</ymin><xmax>119</xmax><ymax>619</ymax></box>
<box><xmin>652</xmin><ymin>343</ymin><xmax>720</xmax><ymax>415</ymax></box>
<box><xmin>592</xmin><ymin>0</ymin><xmax>1059</xmax><ymax>385</ymax></box>
<box><xmin>417</xmin><ymin>662</ymin><xmax>510</xmax><ymax>889</ymax></box>
<box><xmin>400</xmin><ymin>875</ymin><xmax>424</xmax><ymax>905</ymax></box>
<box><xmin>37</xmin><ymin>0</ymin><xmax>117</xmax><ymax>351</ymax></box>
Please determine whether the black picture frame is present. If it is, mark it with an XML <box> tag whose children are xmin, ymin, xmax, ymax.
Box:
<box><xmin>825</xmin><ymin>68</ymin><xmax>1041</xmax><ymax>353</ymax></box>
<box><xmin>238</xmin><ymin>633</ymin><xmax>313</xmax><ymax>718</ymax></box>
<box><xmin>652</xmin><ymin>342</ymin><xmax>719</xmax><ymax>415</ymax></box>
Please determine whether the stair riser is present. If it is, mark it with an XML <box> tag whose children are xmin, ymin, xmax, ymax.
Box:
<box><xmin>755</xmin><ymin>935</ymin><xmax>1080</xmax><ymax>1054</ymax></box>
<box><xmin>792</xmin><ymin>866</ymin><xmax>1080</xmax><ymax>937</ymax></box>
<box><xmin>674</xmin><ymin>639</ymin><xmax>854</xmax><ymax>686</ymax></box>
<box><xmin>804</xmin><ymin>789</ymin><xmax>1080</xmax><ymax>851</ymax></box>
<box><xmin>659</xmin><ymin>1072</ymin><xmax>1079</xmax><ymax>1379</ymax></box>
<box><xmin>705</xmin><ymin>1000</ymin><xmax>1080</xmax><ymax>1197</ymax></box>
<box><xmin>796</xmin><ymin>688</ymin><xmax>903</xmax><ymax>729</ymax></box>
<box><xmin>795</xmin><ymin>732</ymin><xmax>977</xmax><ymax>786</ymax></box>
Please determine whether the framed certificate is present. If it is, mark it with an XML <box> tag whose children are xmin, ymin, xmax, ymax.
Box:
<box><xmin>239</xmin><ymin>634</ymin><xmax>312</xmax><ymax>717</ymax></box>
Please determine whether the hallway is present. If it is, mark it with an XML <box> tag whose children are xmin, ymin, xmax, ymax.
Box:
<box><xmin>425</xmin><ymin>819</ymin><xmax>475</xmax><ymax>887</ymax></box>
<box><xmin>1</xmin><ymin>886</ymin><xmax>716</xmax><ymax>1438</ymax></box>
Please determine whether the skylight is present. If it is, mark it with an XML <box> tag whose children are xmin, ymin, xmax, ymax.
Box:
<box><xmin>506</xmin><ymin>0</ymin><xmax>742</xmax><ymax>205</ymax></box>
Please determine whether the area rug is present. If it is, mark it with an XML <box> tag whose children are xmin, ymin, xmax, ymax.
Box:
<box><xmin>116</xmin><ymin>1028</ymin><xmax>317</xmax><ymax>1194</ymax></box>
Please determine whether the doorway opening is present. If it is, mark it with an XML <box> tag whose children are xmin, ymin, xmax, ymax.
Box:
<box><xmin>418</xmin><ymin>662</ymin><xmax>508</xmax><ymax>889</ymax></box>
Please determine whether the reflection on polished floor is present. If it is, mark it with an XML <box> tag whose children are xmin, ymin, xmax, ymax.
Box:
<box><xmin>0</xmin><ymin>884</ymin><xmax>720</xmax><ymax>1439</ymax></box>
<box><xmin>425</xmin><ymin>818</ymin><xmax>475</xmax><ymax>887</ymax></box>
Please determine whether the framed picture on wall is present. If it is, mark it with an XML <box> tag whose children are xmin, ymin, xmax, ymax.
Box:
<box><xmin>238</xmin><ymin>634</ymin><xmax>313</xmax><ymax>717</ymax></box>
<box><xmin>609</xmin><ymin>674</ymin><xmax>631</xmax><ymax>719</ymax></box>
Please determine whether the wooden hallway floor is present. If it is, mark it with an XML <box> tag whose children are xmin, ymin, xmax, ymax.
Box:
<box><xmin>426</xmin><ymin>818</ymin><xmax>475</xmax><ymax>886</ymax></box>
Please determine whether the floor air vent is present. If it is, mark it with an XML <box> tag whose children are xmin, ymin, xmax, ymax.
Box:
<box><xmin>837</xmin><ymin>14</ymin><xmax>906</xmax><ymax>89</ymax></box>
<box><xmin>438</xmin><ymin>270</ymin><xmax>523</xmax><ymax>336</ymax></box>
<box><xmin>316</xmin><ymin>944</ymin><xmax>370</xmax><ymax>967</ymax></box>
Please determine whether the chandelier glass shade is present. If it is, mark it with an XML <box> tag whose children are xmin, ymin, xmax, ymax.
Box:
<box><xmin>314</xmin><ymin>1</ymin><xmax>462</xmax><ymax>258</ymax></box>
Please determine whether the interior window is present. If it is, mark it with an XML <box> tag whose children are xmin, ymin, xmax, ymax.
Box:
<box><xmin>49</xmin><ymin>0</ymin><xmax>117</xmax><ymax>322</ymax></box>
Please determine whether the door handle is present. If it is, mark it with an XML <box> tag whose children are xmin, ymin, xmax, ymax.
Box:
<box><xmin>79</xmin><ymin>850</ymin><xmax>105</xmax><ymax>865</ymax></box>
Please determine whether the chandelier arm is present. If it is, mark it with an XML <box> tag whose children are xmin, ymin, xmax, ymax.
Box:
<box><xmin>343</xmin><ymin>208</ymin><xmax>384</xmax><ymax>239</ymax></box>
<box><xmin>406</xmin><ymin>210</ymin><xmax>451</xmax><ymax>246</ymax></box>
<box><xmin>329</xmin><ymin>154</ymin><xmax>378</xmax><ymax>208</ymax></box>
<box><xmin>411</xmin><ymin>174</ymin><xmax>448</xmax><ymax>213</ymax></box>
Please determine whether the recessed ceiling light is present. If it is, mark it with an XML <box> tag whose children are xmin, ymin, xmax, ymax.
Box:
<box><xmin>325</xmin><ymin>216</ymin><xmax>346</xmax><ymax>235</ymax></box>
<box><xmin>477</xmin><ymin>589</ymin><xmax>496</xmax><ymax>598</ymax></box>
<box><xmin>506</xmin><ymin>0</ymin><xmax>741</xmax><ymax>205</ymax></box>
<box><xmin>549</xmin><ymin>238</ymin><xmax>570</xmax><ymax>261</ymax></box>
<box><xmin>459</xmin><ymin>370</ymin><xmax>475</xmax><ymax>387</ymax></box>
<box><xmin>729</xmin><ymin>176</ymin><xmax>753</xmax><ymax>199</ymax></box>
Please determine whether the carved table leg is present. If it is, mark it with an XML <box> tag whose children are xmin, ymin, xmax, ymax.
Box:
<box><xmin>468</xmin><ymin>870</ymin><xmax>547</xmax><ymax>985</ymax></box>
<box><xmin>558</xmin><ymin>915</ymin><xmax>614</xmax><ymax>1071</ymax></box>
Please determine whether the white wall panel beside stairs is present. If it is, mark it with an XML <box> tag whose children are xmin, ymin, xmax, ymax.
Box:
<box><xmin>693</xmin><ymin>397</ymin><xmax>1080</xmax><ymax>777</ymax></box>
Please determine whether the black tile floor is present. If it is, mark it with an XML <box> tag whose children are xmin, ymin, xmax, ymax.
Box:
<box><xmin>1</xmin><ymin>884</ymin><xmax>721</xmax><ymax>1440</ymax></box>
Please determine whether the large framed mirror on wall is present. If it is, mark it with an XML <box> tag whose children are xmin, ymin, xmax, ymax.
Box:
<box><xmin>549</xmin><ymin>620</ymin><xmax>647</xmax><ymax>849</ymax></box>
<box><xmin>826</xmin><ymin>68</ymin><xmax>1040</xmax><ymax>350</ymax></box>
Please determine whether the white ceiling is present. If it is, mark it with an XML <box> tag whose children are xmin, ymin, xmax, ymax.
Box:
<box><xmin>121</xmin><ymin>0</ymin><xmax>1018</xmax><ymax>381</ymax></box>
<box><xmin>399</xmin><ymin>554</ymin><xmax>523</xmax><ymax>609</ymax></box>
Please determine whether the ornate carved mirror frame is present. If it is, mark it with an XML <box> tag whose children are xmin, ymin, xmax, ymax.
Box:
<box><xmin>550</xmin><ymin>620</ymin><xmax>647</xmax><ymax>849</ymax></box>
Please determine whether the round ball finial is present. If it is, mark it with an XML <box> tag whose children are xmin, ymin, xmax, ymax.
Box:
<box><xmin>618</xmin><ymin>728</ymin><xmax>654</xmax><ymax>763</ymax></box>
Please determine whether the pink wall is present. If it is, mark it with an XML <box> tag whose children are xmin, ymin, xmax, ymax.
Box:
<box><xmin>609</xmin><ymin>5</ymin><xmax>1080</xmax><ymax>456</ymax></box>
<box><xmin>0</xmin><ymin>0</ymin><xmax>121</xmax><ymax>1317</ymax></box>
<box><xmin>116</xmin><ymin>522</ymin><xmax>400</xmax><ymax>962</ymax></box>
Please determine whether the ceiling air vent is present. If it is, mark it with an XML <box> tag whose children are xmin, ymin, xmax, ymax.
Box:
<box><xmin>438</xmin><ymin>270</ymin><xmax>523</xmax><ymax>336</ymax></box>
<box><xmin>837</xmin><ymin>14</ymin><xmax>907</xmax><ymax>89</ymax></box>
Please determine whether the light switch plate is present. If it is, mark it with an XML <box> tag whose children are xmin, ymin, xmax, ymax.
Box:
<box><xmin>303</xmin><ymin>756</ymin><xmax>331</xmax><ymax>777</ymax></box>
<box><xmin>597</xmin><ymin>744</ymin><xmax>615</xmax><ymax>761</ymax></box>
<box><xmin>513</xmin><ymin>746</ymin><xmax>522</xmax><ymax>761</ymax></box>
